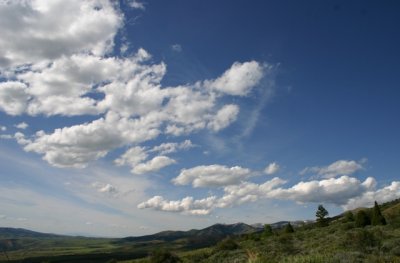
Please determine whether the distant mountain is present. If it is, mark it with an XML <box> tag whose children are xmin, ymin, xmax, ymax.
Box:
<box><xmin>0</xmin><ymin>227</ymin><xmax>62</xmax><ymax>239</ymax></box>
<box><xmin>120</xmin><ymin>222</ymin><xmax>259</xmax><ymax>248</ymax></box>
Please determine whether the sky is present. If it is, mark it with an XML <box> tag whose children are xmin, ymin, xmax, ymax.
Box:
<box><xmin>0</xmin><ymin>0</ymin><xmax>400</xmax><ymax>237</ymax></box>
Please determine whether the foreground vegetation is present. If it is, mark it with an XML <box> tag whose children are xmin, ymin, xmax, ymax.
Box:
<box><xmin>1</xmin><ymin>199</ymin><xmax>400</xmax><ymax>262</ymax></box>
<box><xmin>133</xmin><ymin>199</ymin><xmax>400</xmax><ymax>263</ymax></box>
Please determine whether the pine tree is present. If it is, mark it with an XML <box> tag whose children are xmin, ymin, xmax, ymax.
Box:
<box><xmin>371</xmin><ymin>201</ymin><xmax>387</xmax><ymax>225</ymax></box>
<box><xmin>355</xmin><ymin>210</ymin><xmax>371</xmax><ymax>227</ymax></box>
<box><xmin>344</xmin><ymin>211</ymin><xmax>354</xmax><ymax>222</ymax></box>
<box><xmin>284</xmin><ymin>222</ymin><xmax>294</xmax><ymax>233</ymax></box>
<box><xmin>263</xmin><ymin>224</ymin><xmax>273</xmax><ymax>237</ymax></box>
<box><xmin>316</xmin><ymin>205</ymin><xmax>329</xmax><ymax>227</ymax></box>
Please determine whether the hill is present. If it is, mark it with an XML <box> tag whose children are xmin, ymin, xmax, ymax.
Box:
<box><xmin>119</xmin><ymin>222</ymin><xmax>258</xmax><ymax>249</ymax></box>
<box><xmin>0</xmin><ymin>227</ymin><xmax>62</xmax><ymax>239</ymax></box>
<box><xmin>1</xmin><ymin>199</ymin><xmax>400</xmax><ymax>262</ymax></box>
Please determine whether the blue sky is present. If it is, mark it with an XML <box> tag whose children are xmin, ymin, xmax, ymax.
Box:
<box><xmin>0</xmin><ymin>0</ymin><xmax>399</xmax><ymax>237</ymax></box>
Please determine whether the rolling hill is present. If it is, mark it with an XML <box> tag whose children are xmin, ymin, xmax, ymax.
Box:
<box><xmin>1</xmin><ymin>199</ymin><xmax>400</xmax><ymax>262</ymax></box>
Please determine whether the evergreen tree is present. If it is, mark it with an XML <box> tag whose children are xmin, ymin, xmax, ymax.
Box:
<box><xmin>355</xmin><ymin>210</ymin><xmax>371</xmax><ymax>227</ymax></box>
<box><xmin>344</xmin><ymin>211</ymin><xmax>355</xmax><ymax>222</ymax></box>
<box><xmin>284</xmin><ymin>222</ymin><xmax>294</xmax><ymax>233</ymax></box>
<box><xmin>263</xmin><ymin>224</ymin><xmax>273</xmax><ymax>237</ymax></box>
<box><xmin>316</xmin><ymin>205</ymin><xmax>329</xmax><ymax>227</ymax></box>
<box><xmin>371</xmin><ymin>201</ymin><xmax>387</xmax><ymax>225</ymax></box>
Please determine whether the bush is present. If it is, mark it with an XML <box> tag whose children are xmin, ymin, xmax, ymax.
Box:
<box><xmin>149</xmin><ymin>249</ymin><xmax>182</xmax><ymax>263</ymax></box>
<box><xmin>343</xmin><ymin>229</ymin><xmax>376</xmax><ymax>252</ymax></box>
<box><xmin>216</xmin><ymin>237</ymin><xmax>239</xmax><ymax>251</ymax></box>
<box><xmin>341</xmin><ymin>222</ymin><xmax>355</xmax><ymax>231</ymax></box>
<box><xmin>343</xmin><ymin>211</ymin><xmax>354</xmax><ymax>222</ymax></box>
<box><xmin>284</xmin><ymin>223</ymin><xmax>294</xmax><ymax>233</ymax></box>
<box><xmin>355</xmin><ymin>210</ymin><xmax>371</xmax><ymax>227</ymax></box>
<box><xmin>262</xmin><ymin>224</ymin><xmax>273</xmax><ymax>238</ymax></box>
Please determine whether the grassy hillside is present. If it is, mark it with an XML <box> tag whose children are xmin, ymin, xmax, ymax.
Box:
<box><xmin>131</xmin><ymin>199</ymin><xmax>400</xmax><ymax>263</ymax></box>
<box><xmin>0</xmin><ymin>223</ymin><xmax>257</xmax><ymax>262</ymax></box>
<box><xmin>1</xmin><ymin>199</ymin><xmax>400</xmax><ymax>262</ymax></box>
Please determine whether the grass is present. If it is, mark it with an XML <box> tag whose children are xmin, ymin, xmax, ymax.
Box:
<box><xmin>2</xmin><ymin>199</ymin><xmax>400</xmax><ymax>262</ymax></box>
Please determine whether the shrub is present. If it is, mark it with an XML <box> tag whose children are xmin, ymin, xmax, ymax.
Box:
<box><xmin>284</xmin><ymin>223</ymin><xmax>294</xmax><ymax>233</ymax></box>
<box><xmin>355</xmin><ymin>210</ymin><xmax>371</xmax><ymax>227</ymax></box>
<box><xmin>343</xmin><ymin>229</ymin><xmax>376</xmax><ymax>252</ymax></box>
<box><xmin>149</xmin><ymin>249</ymin><xmax>182</xmax><ymax>263</ymax></box>
<box><xmin>262</xmin><ymin>224</ymin><xmax>273</xmax><ymax>238</ymax></box>
<box><xmin>216</xmin><ymin>237</ymin><xmax>239</xmax><ymax>251</ymax></box>
<box><xmin>343</xmin><ymin>211</ymin><xmax>354</xmax><ymax>222</ymax></box>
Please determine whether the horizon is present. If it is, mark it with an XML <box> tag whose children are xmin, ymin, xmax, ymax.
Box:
<box><xmin>0</xmin><ymin>219</ymin><xmax>312</xmax><ymax>239</ymax></box>
<box><xmin>1</xmin><ymin>0</ymin><xmax>400</xmax><ymax>238</ymax></box>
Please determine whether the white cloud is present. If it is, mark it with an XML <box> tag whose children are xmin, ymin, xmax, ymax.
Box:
<box><xmin>141</xmin><ymin>165</ymin><xmax>400</xmax><ymax>215</ymax></box>
<box><xmin>205</xmin><ymin>61</ymin><xmax>266</xmax><ymax>96</ymax></box>
<box><xmin>172</xmin><ymin>165</ymin><xmax>253</xmax><ymax>188</ymax></box>
<box><xmin>21</xmin><ymin>112</ymin><xmax>161</xmax><ymax>168</ymax></box>
<box><xmin>115</xmin><ymin>140</ymin><xmax>194</xmax><ymax>175</ymax></box>
<box><xmin>171</xmin><ymin>44</ymin><xmax>182</xmax><ymax>52</ymax></box>
<box><xmin>127</xmin><ymin>0</ymin><xmax>146</xmax><ymax>10</ymax></box>
<box><xmin>0</xmin><ymin>125</ymin><xmax>6</xmax><ymax>131</ymax></box>
<box><xmin>92</xmin><ymin>182</ymin><xmax>118</xmax><ymax>195</ymax></box>
<box><xmin>344</xmin><ymin>181</ymin><xmax>400</xmax><ymax>210</ymax></box>
<box><xmin>0</xmin><ymin>1</ymin><xmax>270</xmax><ymax>170</ymax></box>
<box><xmin>18</xmin><ymin>57</ymin><xmax>264</xmax><ymax>168</ymax></box>
<box><xmin>138</xmin><ymin>195</ymin><xmax>216</xmax><ymax>215</ymax></box>
<box><xmin>269</xmin><ymin>176</ymin><xmax>375</xmax><ymax>205</ymax></box>
<box><xmin>15</xmin><ymin>122</ymin><xmax>28</xmax><ymax>129</ymax></box>
<box><xmin>132</xmin><ymin>156</ymin><xmax>176</xmax><ymax>175</ymax></box>
<box><xmin>207</xmin><ymin>104</ymin><xmax>239</xmax><ymax>132</ymax></box>
<box><xmin>0</xmin><ymin>134</ymin><xmax>13</xmax><ymax>139</ymax></box>
<box><xmin>0</xmin><ymin>81</ymin><xmax>30</xmax><ymax>115</ymax></box>
<box><xmin>114</xmin><ymin>146</ymin><xmax>148</xmax><ymax>167</ymax></box>
<box><xmin>150</xmin><ymin>140</ymin><xmax>195</xmax><ymax>155</ymax></box>
<box><xmin>301</xmin><ymin>160</ymin><xmax>363</xmax><ymax>178</ymax></box>
<box><xmin>0</xmin><ymin>0</ymin><xmax>122</xmax><ymax>69</ymax></box>
<box><xmin>14</xmin><ymin>132</ymin><xmax>31</xmax><ymax>145</ymax></box>
<box><xmin>217</xmin><ymin>177</ymin><xmax>286</xmax><ymax>208</ymax></box>
<box><xmin>264</xmin><ymin>162</ymin><xmax>280</xmax><ymax>175</ymax></box>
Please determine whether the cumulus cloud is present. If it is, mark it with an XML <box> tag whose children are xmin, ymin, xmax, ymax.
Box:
<box><xmin>138</xmin><ymin>195</ymin><xmax>217</xmax><ymax>215</ymax></box>
<box><xmin>0</xmin><ymin>0</ymin><xmax>270</xmax><ymax>170</ymax></box>
<box><xmin>344</xmin><ymin>181</ymin><xmax>400</xmax><ymax>210</ymax></box>
<box><xmin>16</xmin><ymin>58</ymin><xmax>265</xmax><ymax>167</ymax></box>
<box><xmin>14</xmin><ymin>122</ymin><xmax>28</xmax><ymax>129</ymax></box>
<box><xmin>172</xmin><ymin>165</ymin><xmax>253</xmax><ymax>188</ymax></box>
<box><xmin>114</xmin><ymin>146</ymin><xmax>148</xmax><ymax>167</ymax></box>
<box><xmin>92</xmin><ymin>182</ymin><xmax>118</xmax><ymax>195</ymax></box>
<box><xmin>150</xmin><ymin>140</ymin><xmax>195</xmax><ymax>155</ymax></box>
<box><xmin>127</xmin><ymin>0</ymin><xmax>146</xmax><ymax>10</ymax></box>
<box><xmin>0</xmin><ymin>82</ymin><xmax>30</xmax><ymax>115</ymax></box>
<box><xmin>113</xmin><ymin>140</ymin><xmax>193</xmax><ymax>175</ymax></box>
<box><xmin>0</xmin><ymin>0</ymin><xmax>122</xmax><ymax>69</ymax></box>
<box><xmin>207</xmin><ymin>104</ymin><xmax>239</xmax><ymax>132</ymax></box>
<box><xmin>205</xmin><ymin>61</ymin><xmax>266</xmax><ymax>96</ymax></box>
<box><xmin>264</xmin><ymin>162</ymin><xmax>280</xmax><ymax>175</ymax></box>
<box><xmin>301</xmin><ymin>160</ymin><xmax>363</xmax><ymax>178</ymax></box>
<box><xmin>140</xmin><ymin>165</ymin><xmax>400</xmax><ymax>215</ymax></box>
<box><xmin>21</xmin><ymin>112</ymin><xmax>160</xmax><ymax>168</ymax></box>
<box><xmin>131</xmin><ymin>156</ymin><xmax>176</xmax><ymax>175</ymax></box>
<box><xmin>269</xmin><ymin>176</ymin><xmax>375</xmax><ymax>205</ymax></box>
